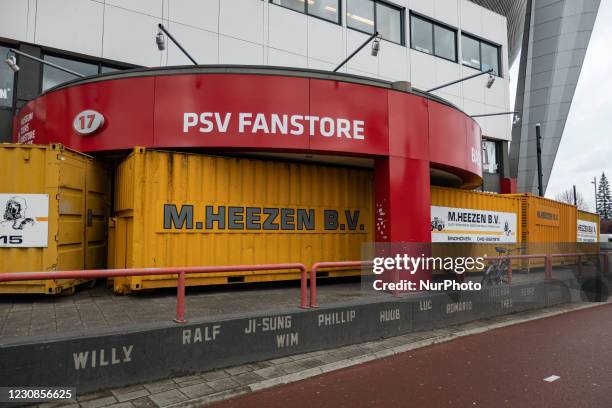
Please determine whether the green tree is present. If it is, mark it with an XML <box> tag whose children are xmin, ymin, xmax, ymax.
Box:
<box><xmin>597</xmin><ymin>173</ymin><xmax>612</xmax><ymax>219</ymax></box>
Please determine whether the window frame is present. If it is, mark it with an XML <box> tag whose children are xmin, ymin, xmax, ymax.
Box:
<box><xmin>40</xmin><ymin>51</ymin><xmax>133</xmax><ymax>92</ymax></box>
<box><xmin>0</xmin><ymin>42</ymin><xmax>17</xmax><ymax>110</ymax></box>
<box><xmin>409</xmin><ymin>11</ymin><xmax>458</xmax><ymax>63</ymax></box>
<box><xmin>346</xmin><ymin>0</ymin><xmax>405</xmax><ymax>46</ymax></box>
<box><xmin>460</xmin><ymin>31</ymin><xmax>502</xmax><ymax>77</ymax></box>
<box><xmin>269</xmin><ymin>0</ymin><xmax>342</xmax><ymax>26</ymax></box>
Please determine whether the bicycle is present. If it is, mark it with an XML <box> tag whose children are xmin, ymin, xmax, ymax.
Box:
<box><xmin>481</xmin><ymin>247</ymin><xmax>524</xmax><ymax>286</ymax></box>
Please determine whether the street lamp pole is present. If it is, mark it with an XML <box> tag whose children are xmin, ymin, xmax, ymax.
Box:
<box><xmin>535</xmin><ymin>123</ymin><xmax>544</xmax><ymax>197</ymax></box>
<box><xmin>592</xmin><ymin>176</ymin><xmax>598</xmax><ymax>214</ymax></box>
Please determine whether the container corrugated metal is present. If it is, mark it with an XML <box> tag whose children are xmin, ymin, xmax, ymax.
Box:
<box><xmin>430</xmin><ymin>187</ymin><xmax>523</xmax><ymax>272</ymax></box>
<box><xmin>504</xmin><ymin>193</ymin><xmax>578</xmax><ymax>267</ymax></box>
<box><xmin>0</xmin><ymin>143</ymin><xmax>110</xmax><ymax>294</ymax></box>
<box><xmin>505</xmin><ymin>194</ymin><xmax>577</xmax><ymax>243</ymax></box>
<box><xmin>111</xmin><ymin>148</ymin><xmax>373</xmax><ymax>293</ymax></box>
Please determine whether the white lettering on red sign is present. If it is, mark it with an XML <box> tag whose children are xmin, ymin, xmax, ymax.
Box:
<box><xmin>18</xmin><ymin>112</ymin><xmax>35</xmax><ymax>144</ymax></box>
<box><xmin>183</xmin><ymin>112</ymin><xmax>365</xmax><ymax>140</ymax></box>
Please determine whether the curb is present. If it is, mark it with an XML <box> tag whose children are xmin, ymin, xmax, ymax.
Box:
<box><xmin>169</xmin><ymin>301</ymin><xmax>610</xmax><ymax>407</ymax></box>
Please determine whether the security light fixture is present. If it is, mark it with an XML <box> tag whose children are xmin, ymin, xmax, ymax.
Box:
<box><xmin>156</xmin><ymin>30</ymin><xmax>166</xmax><ymax>51</ymax></box>
<box><xmin>333</xmin><ymin>32</ymin><xmax>381</xmax><ymax>72</ymax></box>
<box><xmin>4</xmin><ymin>48</ymin><xmax>85</xmax><ymax>77</ymax></box>
<box><xmin>486</xmin><ymin>73</ymin><xmax>496</xmax><ymax>88</ymax></box>
<box><xmin>5</xmin><ymin>54</ymin><xmax>18</xmax><ymax>72</ymax></box>
<box><xmin>426</xmin><ymin>68</ymin><xmax>494</xmax><ymax>93</ymax></box>
<box><xmin>155</xmin><ymin>24</ymin><xmax>197</xmax><ymax>65</ymax></box>
<box><xmin>371</xmin><ymin>34</ymin><xmax>381</xmax><ymax>57</ymax></box>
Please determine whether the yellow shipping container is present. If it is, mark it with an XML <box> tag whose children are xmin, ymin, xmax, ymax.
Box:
<box><xmin>111</xmin><ymin>148</ymin><xmax>373</xmax><ymax>293</ymax></box>
<box><xmin>507</xmin><ymin>193</ymin><xmax>577</xmax><ymax>243</ymax></box>
<box><xmin>430</xmin><ymin>187</ymin><xmax>523</xmax><ymax>271</ymax></box>
<box><xmin>0</xmin><ymin>143</ymin><xmax>110</xmax><ymax>294</ymax></box>
<box><xmin>504</xmin><ymin>193</ymin><xmax>579</xmax><ymax>267</ymax></box>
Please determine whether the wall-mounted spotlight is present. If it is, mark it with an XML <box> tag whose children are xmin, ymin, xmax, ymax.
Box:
<box><xmin>333</xmin><ymin>31</ymin><xmax>381</xmax><ymax>72</ymax></box>
<box><xmin>155</xmin><ymin>24</ymin><xmax>197</xmax><ymax>65</ymax></box>
<box><xmin>426</xmin><ymin>68</ymin><xmax>494</xmax><ymax>93</ymax></box>
<box><xmin>5</xmin><ymin>54</ymin><xmax>19</xmax><ymax>72</ymax></box>
<box><xmin>155</xmin><ymin>30</ymin><xmax>166</xmax><ymax>51</ymax></box>
<box><xmin>371</xmin><ymin>34</ymin><xmax>382</xmax><ymax>57</ymax></box>
<box><xmin>4</xmin><ymin>48</ymin><xmax>85</xmax><ymax>77</ymax></box>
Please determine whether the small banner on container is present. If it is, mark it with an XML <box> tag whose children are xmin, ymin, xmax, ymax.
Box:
<box><xmin>431</xmin><ymin>205</ymin><xmax>517</xmax><ymax>243</ymax></box>
<box><xmin>0</xmin><ymin>194</ymin><xmax>49</xmax><ymax>247</ymax></box>
<box><xmin>577</xmin><ymin>219</ymin><xmax>598</xmax><ymax>242</ymax></box>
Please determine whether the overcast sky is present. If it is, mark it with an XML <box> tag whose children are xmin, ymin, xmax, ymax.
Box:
<box><xmin>509</xmin><ymin>0</ymin><xmax>612</xmax><ymax>212</ymax></box>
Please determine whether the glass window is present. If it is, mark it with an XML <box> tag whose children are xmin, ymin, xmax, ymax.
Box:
<box><xmin>0</xmin><ymin>45</ymin><xmax>14</xmax><ymax>108</ymax></box>
<box><xmin>308</xmin><ymin>0</ymin><xmax>339</xmax><ymax>23</ymax></box>
<box><xmin>101</xmin><ymin>65</ymin><xmax>120</xmax><ymax>74</ymax></box>
<box><xmin>481</xmin><ymin>41</ymin><xmax>499</xmax><ymax>75</ymax></box>
<box><xmin>271</xmin><ymin>0</ymin><xmax>304</xmax><ymax>12</ymax></box>
<box><xmin>461</xmin><ymin>35</ymin><xmax>481</xmax><ymax>69</ymax></box>
<box><xmin>462</xmin><ymin>34</ymin><xmax>501</xmax><ymax>76</ymax></box>
<box><xmin>482</xmin><ymin>140</ymin><xmax>498</xmax><ymax>174</ymax></box>
<box><xmin>410</xmin><ymin>15</ymin><xmax>433</xmax><ymax>54</ymax></box>
<box><xmin>347</xmin><ymin>0</ymin><xmax>375</xmax><ymax>34</ymax></box>
<box><xmin>42</xmin><ymin>55</ymin><xmax>98</xmax><ymax>92</ymax></box>
<box><xmin>434</xmin><ymin>25</ymin><xmax>456</xmax><ymax>61</ymax></box>
<box><xmin>376</xmin><ymin>2</ymin><xmax>402</xmax><ymax>44</ymax></box>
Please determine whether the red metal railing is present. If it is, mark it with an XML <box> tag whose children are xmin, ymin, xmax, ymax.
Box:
<box><xmin>550</xmin><ymin>252</ymin><xmax>612</xmax><ymax>279</ymax></box>
<box><xmin>309</xmin><ymin>261</ymin><xmax>373</xmax><ymax>308</ymax></box>
<box><xmin>0</xmin><ymin>263</ymin><xmax>307</xmax><ymax>323</ymax></box>
<box><xmin>481</xmin><ymin>254</ymin><xmax>548</xmax><ymax>283</ymax></box>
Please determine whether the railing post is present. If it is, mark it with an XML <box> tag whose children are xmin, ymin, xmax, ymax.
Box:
<box><xmin>309</xmin><ymin>265</ymin><xmax>318</xmax><ymax>308</ymax></box>
<box><xmin>577</xmin><ymin>255</ymin><xmax>583</xmax><ymax>278</ymax></box>
<box><xmin>174</xmin><ymin>271</ymin><xmax>187</xmax><ymax>324</ymax></box>
<box><xmin>507</xmin><ymin>259</ymin><xmax>512</xmax><ymax>284</ymax></box>
<box><xmin>299</xmin><ymin>266</ymin><xmax>309</xmax><ymax>309</ymax></box>
<box><xmin>545</xmin><ymin>255</ymin><xmax>553</xmax><ymax>280</ymax></box>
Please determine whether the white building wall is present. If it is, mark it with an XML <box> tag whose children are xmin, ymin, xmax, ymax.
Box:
<box><xmin>0</xmin><ymin>0</ymin><xmax>511</xmax><ymax>140</ymax></box>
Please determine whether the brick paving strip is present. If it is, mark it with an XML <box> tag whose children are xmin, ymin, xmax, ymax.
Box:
<box><xmin>38</xmin><ymin>300</ymin><xmax>610</xmax><ymax>408</ymax></box>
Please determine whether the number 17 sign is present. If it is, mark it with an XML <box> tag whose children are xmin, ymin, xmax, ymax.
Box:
<box><xmin>73</xmin><ymin>110</ymin><xmax>105</xmax><ymax>135</ymax></box>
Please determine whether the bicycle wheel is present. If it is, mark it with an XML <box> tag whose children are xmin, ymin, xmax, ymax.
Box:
<box><xmin>482</xmin><ymin>264</ymin><xmax>496</xmax><ymax>286</ymax></box>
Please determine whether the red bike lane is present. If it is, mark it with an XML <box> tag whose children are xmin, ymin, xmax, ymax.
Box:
<box><xmin>214</xmin><ymin>304</ymin><xmax>612</xmax><ymax>408</ymax></box>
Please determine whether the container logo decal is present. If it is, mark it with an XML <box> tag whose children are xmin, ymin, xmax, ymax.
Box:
<box><xmin>74</xmin><ymin>110</ymin><xmax>105</xmax><ymax>135</ymax></box>
<box><xmin>161</xmin><ymin>204</ymin><xmax>367</xmax><ymax>233</ymax></box>
<box><xmin>535</xmin><ymin>205</ymin><xmax>560</xmax><ymax>227</ymax></box>
<box><xmin>0</xmin><ymin>194</ymin><xmax>48</xmax><ymax>247</ymax></box>
<box><xmin>431</xmin><ymin>205</ymin><xmax>517</xmax><ymax>243</ymax></box>
<box><xmin>577</xmin><ymin>220</ymin><xmax>598</xmax><ymax>242</ymax></box>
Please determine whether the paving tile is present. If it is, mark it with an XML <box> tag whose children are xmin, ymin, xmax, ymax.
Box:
<box><xmin>106</xmin><ymin>403</ymin><xmax>135</xmax><ymax>408</ymax></box>
<box><xmin>112</xmin><ymin>389</ymin><xmax>150</xmax><ymax>402</ymax></box>
<box><xmin>252</xmin><ymin>365</ymin><xmax>287</xmax><ymax>380</ymax></box>
<box><xmin>148</xmin><ymin>390</ymin><xmax>188</xmax><ymax>407</ymax></box>
<box><xmin>79</xmin><ymin>395</ymin><xmax>119</xmax><ymax>408</ymax></box>
<box><xmin>200</xmin><ymin>370</ymin><xmax>230</xmax><ymax>382</ymax></box>
<box><xmin>223</xmin><ymin>364</ymin><xmax>254</xmax><ymax>376</ymax></box>
<box><xmin>178</xmin><ymin>382</ymin><xmax>215</xmax><ymax>399</ymax></box>
<box><xmin>143</xmin><ymin>380</ymin><xmax>178</xmax><ymax>394</ymax></box>
<box><xmin>130</xmin><ymin>397</ymin><xmax>157</xmax><ymax>408</ymax></box>
<box><xmin>232</xmin><ymin>372</ymin><xmax>265</xmax><ymax>386</ymax></box>
<box><xmin>206</xmin><ymin>377</ymin><xmax>241</xmax><ymax>392</ymax></box>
